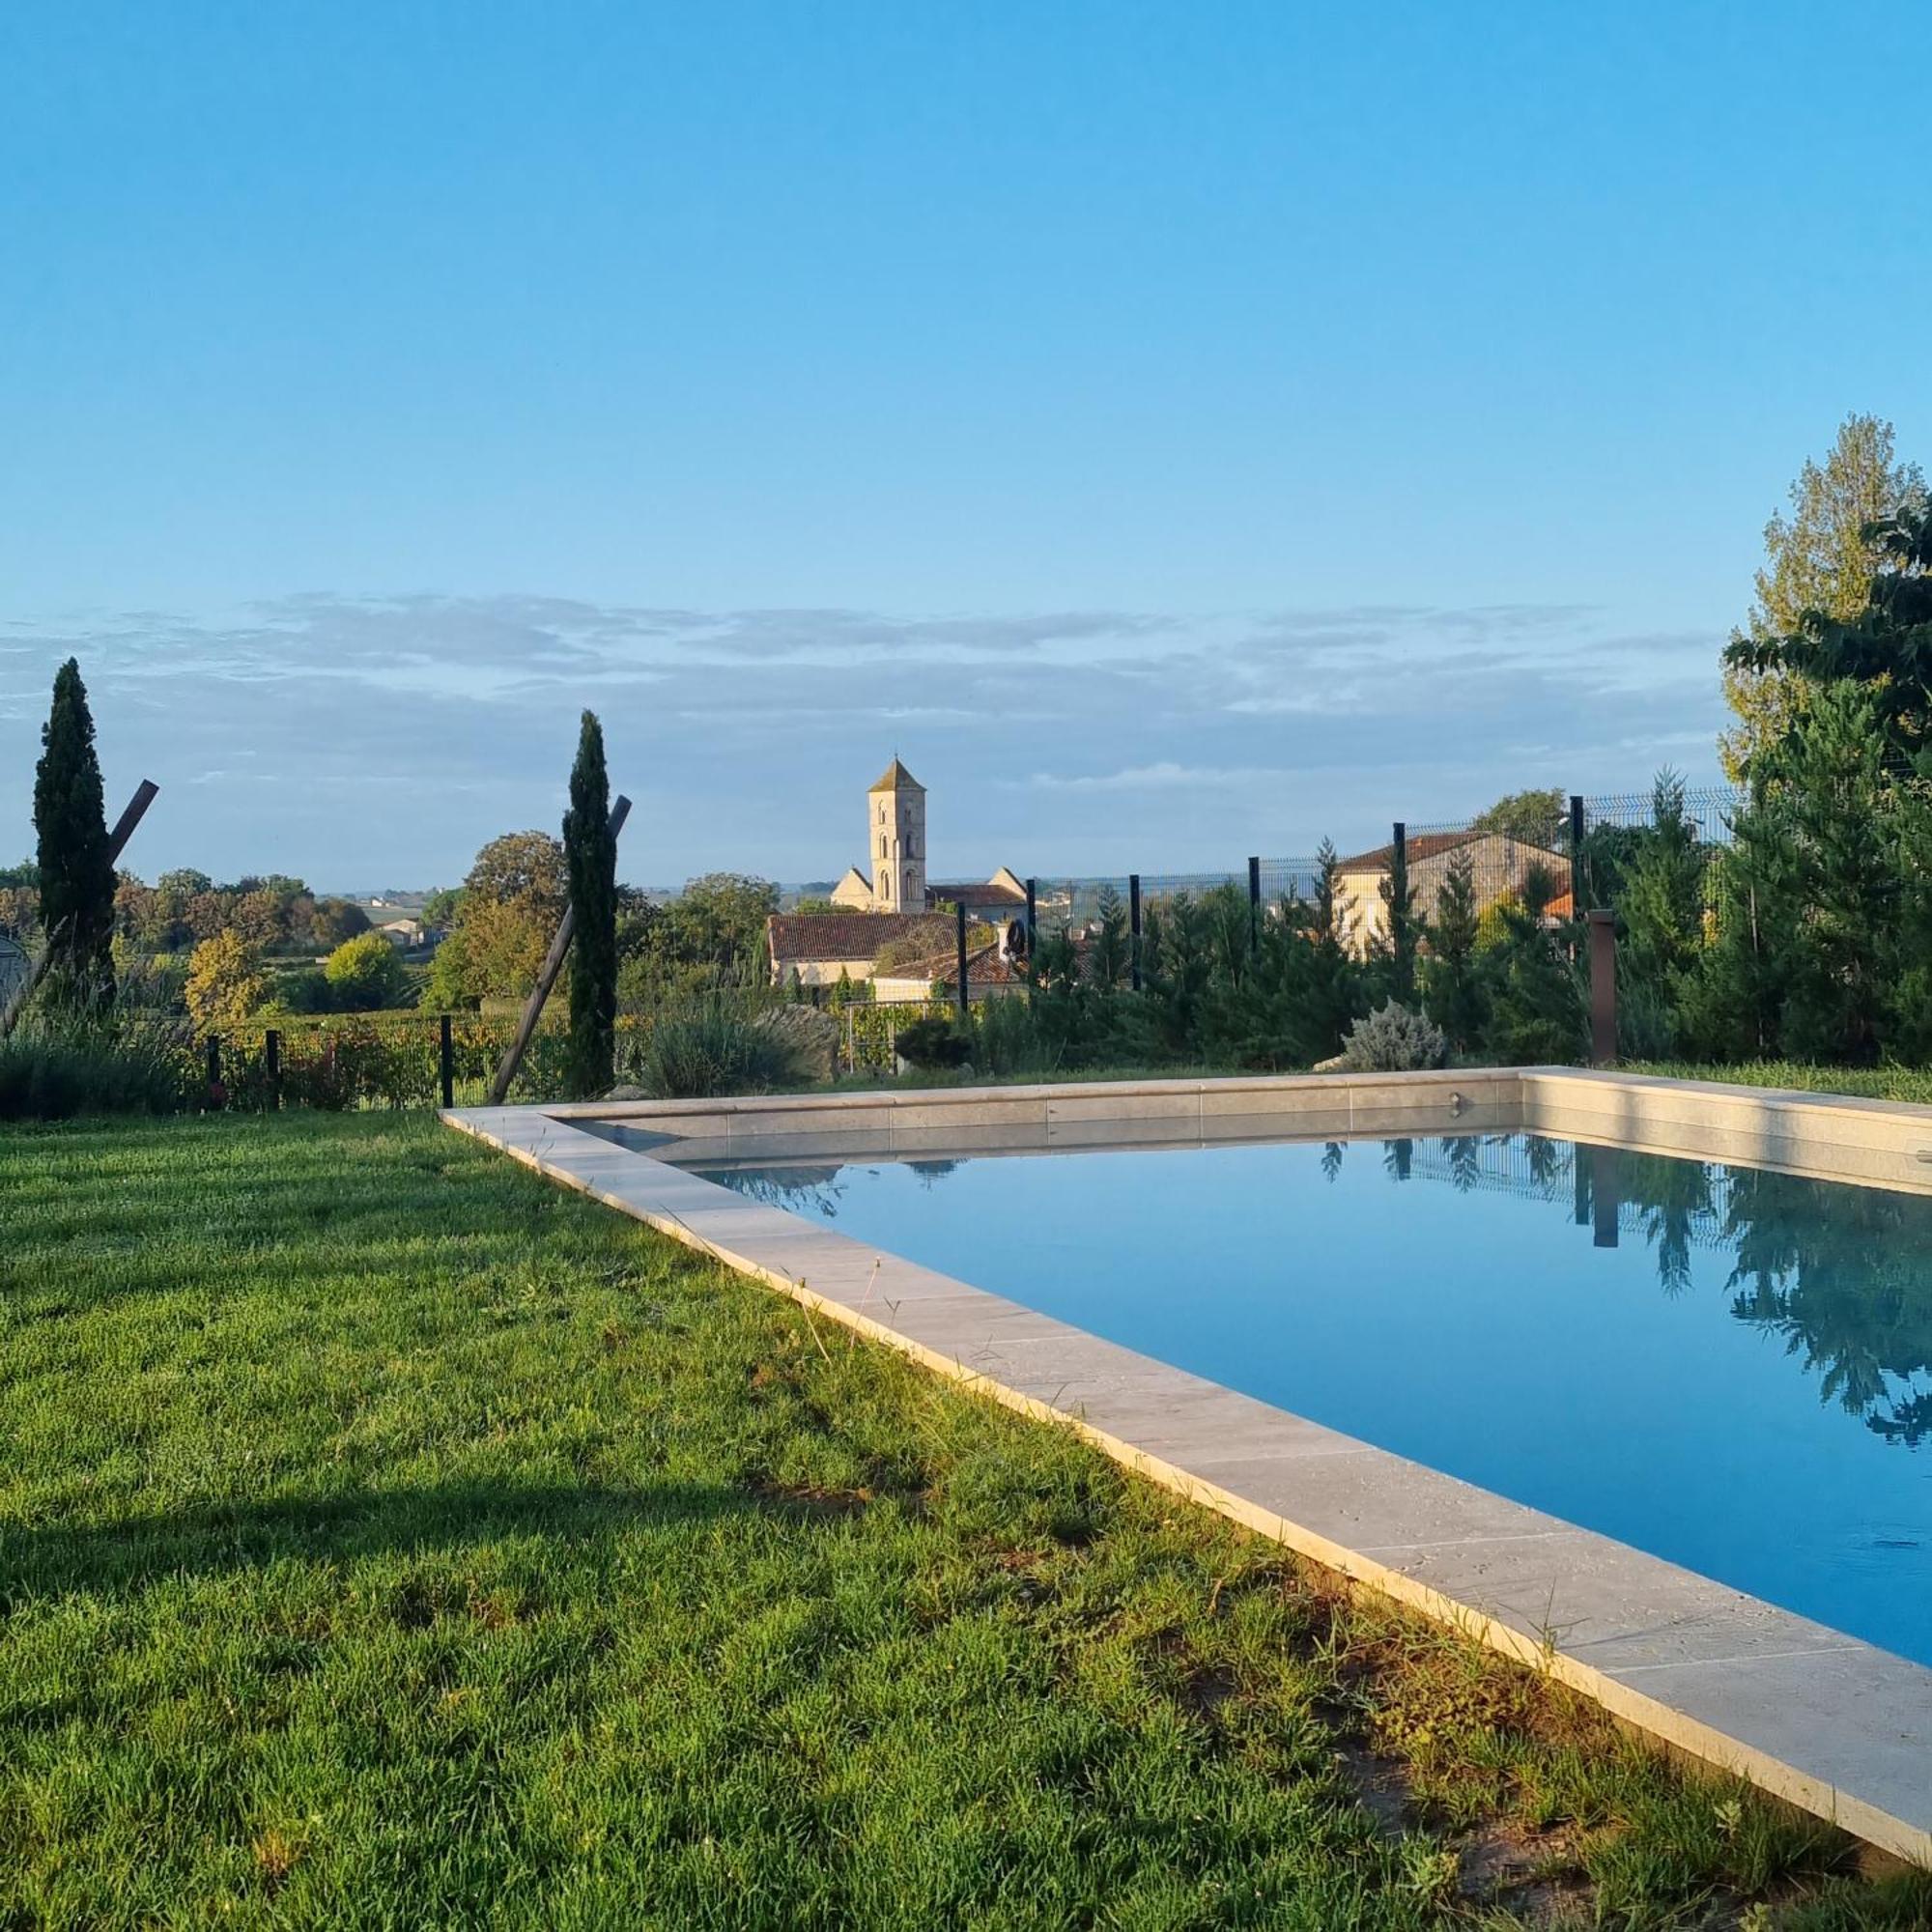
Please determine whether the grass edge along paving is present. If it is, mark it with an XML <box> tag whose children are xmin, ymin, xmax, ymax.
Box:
<box><xmin>1</xmin><ymin>1112</ymin><xmax>1926</xmax><ymax>1930</ymax></box>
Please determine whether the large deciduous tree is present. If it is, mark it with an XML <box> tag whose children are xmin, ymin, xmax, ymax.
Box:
<box><xmin>1720</xmin><ymin>414</ymin><xmax>1925</xmax><ymax>778</ymax></box>
<box><xmin>426</xmin><ymin>831</ymin><xmax>568</xmax><ymax>1009</ymax></box>
<box><xmin>562</xmin><ymin>711</ymin><xmax>617</xmax><ymax>1098</ymax></box>
<box><xmin>33</xmin><ymin>658</ymin><xmax>117</xmax><ymax>1013</ymax></box>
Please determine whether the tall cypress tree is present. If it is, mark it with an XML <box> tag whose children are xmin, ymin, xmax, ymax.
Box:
<box><xmin>562</xmin><ymin>710</ymin><xmax>617</xmax><ymax>1098</ymax></box>
<box><xmin>34</xmin><ymin>658</ymin><xmax>116</xmax><ymax>1013</ymax></box>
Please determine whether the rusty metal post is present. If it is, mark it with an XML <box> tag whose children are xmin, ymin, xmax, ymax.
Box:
<box><xmin>1588</xmin><ymin>909</ymin><xmax>1616</xmax><ymax>1066</ymax></box>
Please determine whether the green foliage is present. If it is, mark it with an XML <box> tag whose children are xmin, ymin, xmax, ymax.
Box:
<box><xmin>1727</xmin><ymin>497</ymin><xmax>1932</xmax><ymax>766</ymax></box>
<box><xmin>893</xmin><ymin>1013</ymin><xmax>973</xmax><ymax>1070</ymax></box>
<box><xmin>616</xmin><ymin>873</ymin><xmax>780</xmax><ymax>1008</ymax></box>
<box><xmin>427</xmin><ymin>831</ymin><xmax>567</xmax><ymax>1009</ymax></box>
<box><xmin>1471</xmin><ymin>787</ymin><xmax>1566</xmax><ymax>848</ymax></box>
<box><xmin>625</xmin><ymin>995</ymin><xmax>806</xmax><ymax>1098</ymax></box>
<box><xmin>309</xmin><ymin>896</ymin><xmax>370</xmax><ymax>947</ymax></box>
<box><xmin>1721</xmin><ymin>413</ymin><xmax>1926</xmax><ymax>779</ymax></box>
<box><xmin>1421</xmin><ymin>853</ymin><xmax>1489</xmax><ymax>1052</ymax></box>
<box><xmin>322</xmin><ymin>931</ymin><xmax>411</xmax><ymax>1011</ymax></box>
<box><xmin>0</xmin><ymin>1023</ymin><xmax>194</xmax><ymax>1119</ymax></box>
<box><xmin>32</xmin><ymin>659</ymin><xmax>117</xmax><ymax>1014</ymax></box>
<box><xmin>185</xmin><ymin>931</ymin><xmax>270</xmax><ymax>1031</ymax></box>
<box><xmin>1</xmin><ymin>1113</ymin><xmax>1889</xmax><ymax>1926</ymax></box>
<box><xmin>563</xmin><ymin>711</ymin><xmax>618</xmax><ymax>1099</ymax></box>
<box><xmin>1339</xmin><ymin>1001</ymin><xmax>1447</xmax><ymax>1072</ymax></box>
<box><xmin>1481</xmin><ymin>896</ymin><xmax>1584</xmax><ymax>1065</ymax></box>
<box><xmin>1084</xmin><ymin>884</ymin><xmax>1131</xmax><ymax>990</ymax></box>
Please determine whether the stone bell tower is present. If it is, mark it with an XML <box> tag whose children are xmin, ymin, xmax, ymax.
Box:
<box><xmin>867</xmin><ymin>757</ymin><xmax>926</xmax><ymax>910</ymax></box>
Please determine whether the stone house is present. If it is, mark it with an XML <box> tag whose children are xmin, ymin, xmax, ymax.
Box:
<box><xmin>1332</xmin><ymin>831</ymin><xmax>1571</xmax><ymax>955</ymax></box>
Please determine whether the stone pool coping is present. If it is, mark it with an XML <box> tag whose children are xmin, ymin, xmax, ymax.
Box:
<box><xmin>442</xmin><ymin>1066</ymin><xmax>1932</xmax><ymax>1865</ymax></box>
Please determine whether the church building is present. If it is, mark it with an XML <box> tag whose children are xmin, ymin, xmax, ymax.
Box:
<box><xmin>829</xmin><ymin>759</ymin><xmax>1027</xmax><ymax>920</ymax></box>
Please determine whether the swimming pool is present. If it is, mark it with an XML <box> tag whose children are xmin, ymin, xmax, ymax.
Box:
<box><xmin>688</xmin><ymin>1132</ymin><xmax>1932</xmax><ymax>1669</ymax></box>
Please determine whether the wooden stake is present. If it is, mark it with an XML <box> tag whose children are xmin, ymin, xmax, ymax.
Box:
<box><xmin>483</xmin><ymin>794</ymin><xmax>631</xmax><ymax>1106</ymax></box>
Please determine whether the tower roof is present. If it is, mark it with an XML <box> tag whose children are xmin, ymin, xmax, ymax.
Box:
<box><xmin>867</xmin><ymin>756</ymin><xmax>924</xmax><ymax>793</ymax></box>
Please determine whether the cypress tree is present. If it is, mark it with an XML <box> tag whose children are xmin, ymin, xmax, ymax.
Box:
<box><xmin>33</xmin><ymin>658</ymin><xmax>116</xmax><ymax>1013</ymax></box>
<box><xmin>562</xmin><ymin>710</ymin><xmax>617</xmax><ymax>1098</ymax></box>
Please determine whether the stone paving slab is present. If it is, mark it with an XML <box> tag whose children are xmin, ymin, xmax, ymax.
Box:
<box><xmin>443</xmin><ymin>1072</ymin><xmax>1932</xmax><ymax>1865</ymax></box>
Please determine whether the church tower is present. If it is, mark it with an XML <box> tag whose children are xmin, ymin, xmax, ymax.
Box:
<box><xmin>867</xmin><ymin>758</ymin><xmax>926</xmax><ymax>910</ymax></box>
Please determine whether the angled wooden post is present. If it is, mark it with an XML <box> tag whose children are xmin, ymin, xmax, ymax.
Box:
<box><xmin>484</xmin><ymin>794</ymin><xmax>631</xmax><ymax>1106</ymax></box>
<box><xmin>0</xmin><ymin>779</ymin><xmax>160</xmax><ymax>1037</ymax></box>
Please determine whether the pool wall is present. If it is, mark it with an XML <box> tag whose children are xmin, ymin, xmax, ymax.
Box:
<box><xmin>443</xmin><ymin>1066</ymin><xmax>1932</xmax><ymax>1864</ymax></box>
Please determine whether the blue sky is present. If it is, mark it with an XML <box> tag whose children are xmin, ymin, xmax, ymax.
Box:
<box><xmin>1</xmin><ymin>3</ymin><xmax>1924</xmax><ymax>890</ymax></box>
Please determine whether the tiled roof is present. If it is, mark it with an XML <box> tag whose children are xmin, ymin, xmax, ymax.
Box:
<box><xmin>1335</xmin><ymin>830</ymin><xmax>1569</xmax><ymax>871</ymax></box>
<box><xmin>867</xmin><ymin>757</ymin><xmax>924</xmax><ymax>793</ymax></box>
<box><xmin>924</xmin><ymin>879</ymin><xmax>1027</xmax><ymax>908</ymax></box>
<box><xmin>875</xmin><ymin>939</ymin><xmax>1023</xmax><ymax>985</ymax></box>
<box><xmin>766</xmin><ymin>911</ymin><xmax>951</xmax><ymax>962</ymax></box>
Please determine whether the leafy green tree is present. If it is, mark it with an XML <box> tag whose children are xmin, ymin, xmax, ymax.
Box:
<box><xmin>1471</xmin><ymin>787</ymin><xmax>1566</xmax><ymax>848</ymax></box>
<box><xmin>323</xmin><ymin>930</ymin><xmax>410</xmax><ymax>1011</ymax></box>
<box><xmin>1720</xmin><ymin>414</ymin><xmax>1925</xmax><ymax>779</ymax></box>
<box><xmin>563</xmin><ymin>711</ymin><xmax>618</xmax><ymax>1098</ymax></box>
<box><xmin>426</xmin><ymin>831</ymin><xmax>568</xmax><ymax>1008</ymax></box>
<box><xmin>1726</xmin><ymin>498</ymin><xmax>1932</xmax><ymax>764</ymax></box>
<box><xmin>311</xmin><ymin>897</ymin><xmax>371</xmax><ymax>947</ymax></box>
<box><xmin>185</xmin><ymin>930</ymin><xmax>270</xmax><ymax>1030</ymax></box>
<box><xmin>33</xmin><ymin>659</ymin><xmax>117</xmax><ymax>1013</ymax></box>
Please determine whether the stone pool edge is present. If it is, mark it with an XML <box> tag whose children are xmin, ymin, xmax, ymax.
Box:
<box><xmin>441</xmin><ymin>1067</ymin><xmax>1932</xmax><ymax>1867</ymax></box>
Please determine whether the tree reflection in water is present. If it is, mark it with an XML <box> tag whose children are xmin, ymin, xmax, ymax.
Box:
<box><xmin>1380</xmin><ymin>1134</ymin><xmax>1932</xmax><ymax>1450</ymax></box>
<box><xmin>708</xmin><ymin>1133</ymin><xmax>1932</xmax><ymax>1451</ymax></box>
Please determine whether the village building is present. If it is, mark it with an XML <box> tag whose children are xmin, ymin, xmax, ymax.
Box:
<box><xmin>765</xmin><ymin>911</ymin><xmax>953</xmax><ymax>991</ymax></box>
<box><xmin>1332</xmin><ymin>830</ymin><xmax>1572</xmax><ymax>954</ymax></box>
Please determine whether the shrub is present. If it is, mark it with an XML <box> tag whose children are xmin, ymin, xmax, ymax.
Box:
<box><xmin>0</xmin><ymin>1024</ymin><xmax>195</xmax><ymax>1119</ymax></box>
<box><xmin>894</xmin><ymin>1013</ymin><xmax>974</xmax><ymax>1071</ymax></box>
<box><xmin>625</xmin><ymin>997</ymin><xmax>808</xmax><ymax>1099</ymax></box>
<box><xmin>323</xmin><ymin>931</ymin><xmax>411</xmax><ymax>1011</ymax></box>
<box><xmin>1338</xmin><ymin>1000</ymin><xmax>1448</xmax><ymax>1072</ymax></box>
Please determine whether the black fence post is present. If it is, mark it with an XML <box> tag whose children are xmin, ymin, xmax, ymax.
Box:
<box><xmin>1024</xmin><ymin>877</ymin><xmax>1037</xmax><ymax>1004</ymax></box>
<box><xmin>1246</xmin><ymin>856</ymin><xmax>1262</xmax><ymax>953</ymax></box>
<box><xmin>205</xmin><ymin>1033</ymin><xmax>221</xmax><ymax>1096</ymax></box>
<box><xmin>954</xmin><ymin>897</ymin><xmax>969</xmax><ymax>1017</ymax></box>
<box><xmin>1128</xmin><ymin>873</ymin><xmax>1143</xmax><ymax>992</ymax></box>
<box><xmin>265</xmin><ymin>1028</ymin><xmax>281</xmax><ymax>1110</ymax></box>
<box><xmin>440</xmin><ymin>1012</ymin><xmax>454</xmax><ymax>1109</ymax></box>
<box><xmin>1569</xmin><ymin>793</ymin><xmax>1586</xmax><ymax>907</ymax></box>
<box><xmin>1390</xmin><ymin>821</ymin><xmax>1407</xmax><ymax>990</ymax></box>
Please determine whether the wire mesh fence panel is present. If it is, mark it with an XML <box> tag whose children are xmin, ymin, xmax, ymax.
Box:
<box><xmin>1256</xmin><ymin>856</ymin><xmax>1321</xmax><ymax>904</ymax></box>
<box><xmin>1579</xmin><ymin>785</ymin><xmax>1742</xmax><ymax>844</ymax></box>
<box><xmin>1136</xmin><ymin>868</ymin><xmax>1249</xmax><ymax>908</ymax></box>
<box><xmin>1574</xmin><ymin>783</ymin><xmax>1743</xmax><ymax>912</ymax></box>
<box><xmin>1030</xmin><ymin>875</ymin><xmax>1133</xmax><ymax>932</ymax></box>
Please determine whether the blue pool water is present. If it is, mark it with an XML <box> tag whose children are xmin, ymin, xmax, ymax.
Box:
<box><xmin>693</xmin><ymin>1133</ymin><xmax>1932</xmax><ymax>1666</ymax></box>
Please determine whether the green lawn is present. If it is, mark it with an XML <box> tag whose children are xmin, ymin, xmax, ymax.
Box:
<box><xmin>1629</xmin><ymin>1062</ymin><xmax>1932</xmax><ymax>1105</ymax></box>
<box><xmin>3</xmin><ymin>1117</ymin><xmax>1927</xmax><ymax>1929</ymax></box>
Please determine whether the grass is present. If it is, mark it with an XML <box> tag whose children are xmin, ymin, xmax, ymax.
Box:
<box><xmin>2</xmin><ymin>1117</ymin><xmax>1928</xmax><ymax>1929</ymax></box>
<box><xmin>1627</xmin><ymin>1062</ymin><xmax>1932</xmax><ymax>1106</ymax></box>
